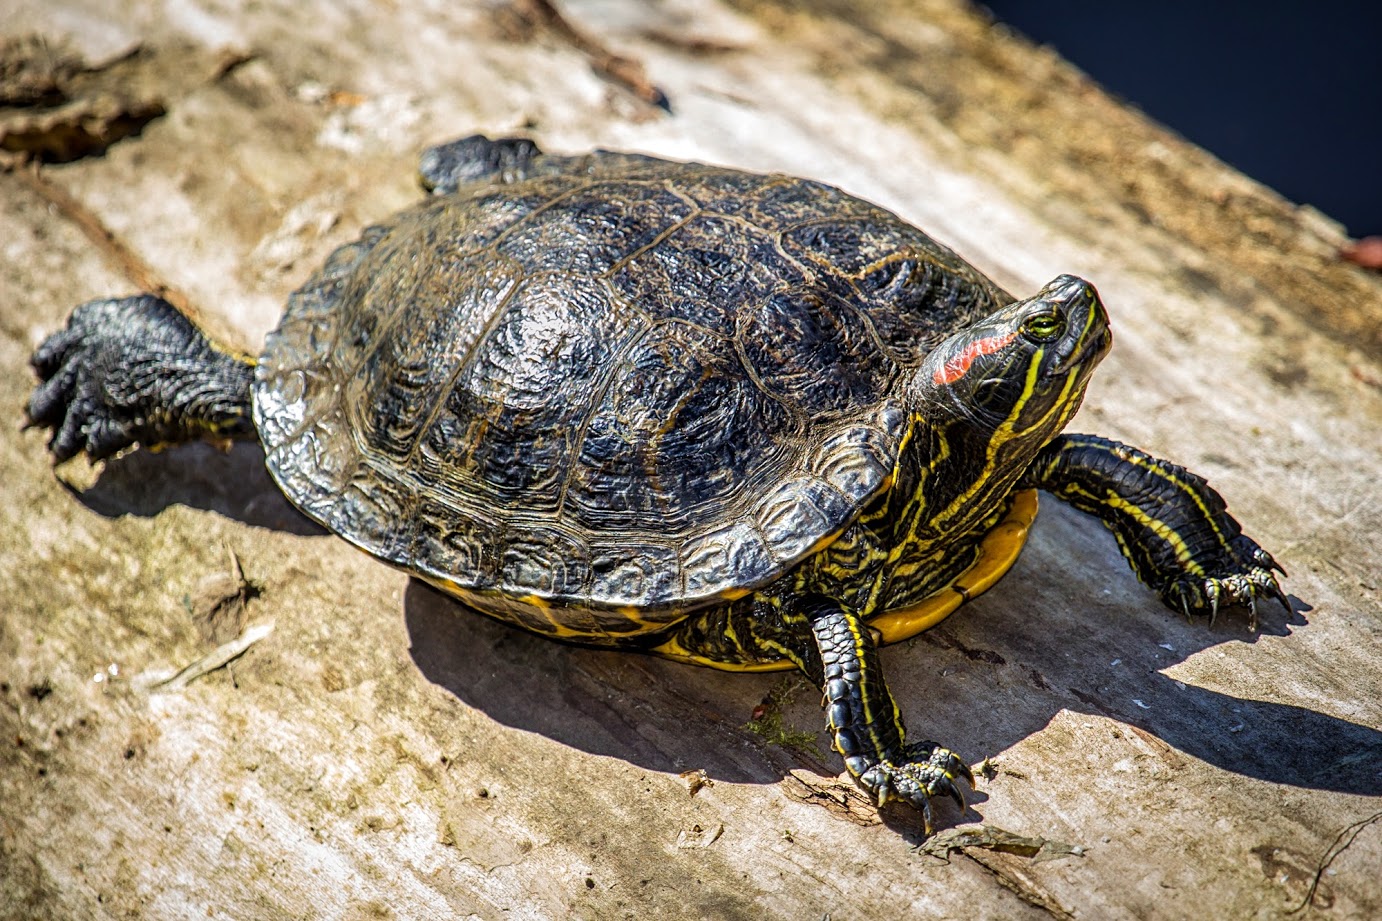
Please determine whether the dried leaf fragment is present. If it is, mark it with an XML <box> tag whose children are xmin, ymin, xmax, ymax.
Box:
<box><xmin>679</xmin><ymin>768</ymin><xmax>713</xmax><ymax>797</ymax></box>
<box><xmin>916</xmin><ymin>824</ymin><xmax>1085</xmax><ymax>863</ymax></box>
<box><xmin>1340</xmin><ymin>237</ymin><xmax>1382</xmax><ymax>270</ymax></box>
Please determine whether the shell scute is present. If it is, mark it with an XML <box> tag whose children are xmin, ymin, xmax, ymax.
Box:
<box><xmin>495</xmin><ymin>180</ymin><xmax>695</xmax><ymax>276</ymax></box>
<box><xmin>566</xmin><ymin>324</ymin><xmax>793</xmax><ymax>530</ymax></box>
<box><xmin>334</xmin><ymin>460</ymin><xmax>414</xmax><ymax>561</ymax></box>
<box><xmin>609</xmin><ymin>213</ymin><xmax>801</xmax><ymax>338</ymax></box>
<box><xmin>589</xmin><ymin>542</ymin><xmax>682</xmax><ymax>609</ymax></box>
<box><xmin>680</xmin><ymin>522</ymin><xmax>777</xmax><ymax>599</ymax></box>
<box><xmin>500</xmin><ymin>526</ymin><xmax>590</xmax><ymax>600</ymax></box>
<box><xmin>756</xmin><ymin>476</ymin><xmax>853</xmax><ymax>563</ymax></box>
<box><xmin>811</xmin><ymin>413</ymin><xmax>905</xmax><ymax>505</ymax></box>
<box><xmin>740</xmin><ymin>288</ymin><xmax>889</xmax><ymax>416</ymax></box>
<box><xmin>409</xmin><ymin>498</ymin><xmax>502</xmax><ymax>589</ymax></box>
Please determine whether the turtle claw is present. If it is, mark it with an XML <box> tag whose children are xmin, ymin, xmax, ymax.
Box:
<box><xmin>1252</xmin><ymin>545</ymin><xmax>1287</xmax><ymax>578</ymax></box>
<box><xmin>1158</xmin><ymin>531</ymin><xmax>1288</xmax><ymax>630</ymax></box>
<box><xmin>1269</xmin><ymin>580</ymin><xmax>1292</xmax><ymax>615</ymax></box>
<box><xmin>945</xmin><ymin>777</ymin><xmax>968</xmax><ymax>811</ymax></box>
<box><xmin>859</xmin><ymin>742</ymin><xmax>972</xmax><ymax>833</ymax></box>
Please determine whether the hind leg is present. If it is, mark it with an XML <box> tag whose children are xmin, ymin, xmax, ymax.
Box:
<box><xmin>27</xmin><ymin>295</ymin><xmax>257</xmax><ymax>463</ymax></box>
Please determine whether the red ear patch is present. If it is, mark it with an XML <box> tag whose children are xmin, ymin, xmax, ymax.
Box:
<box><xmin>932</xmin><ymin>331</ymin><xmax>1018</xmax><ymax>386</ymax></box>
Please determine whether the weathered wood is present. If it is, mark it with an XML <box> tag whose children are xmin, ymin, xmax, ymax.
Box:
<box><xmin>2</xmin><ymin>1</ymin><xmax>1380</xmax><ymax>918</ymax></box>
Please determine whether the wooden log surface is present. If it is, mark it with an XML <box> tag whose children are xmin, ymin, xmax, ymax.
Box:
<box><xmin>2</xmin><ymin>1</ymin><xmax>1380</xmax><ymax>918</ymax></box>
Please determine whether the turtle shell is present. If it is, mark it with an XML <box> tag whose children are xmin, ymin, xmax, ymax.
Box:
<box><xmin>252</xmin><ymin>153</ymin><xmax>1008</xmax><ymax>639</ymax></box>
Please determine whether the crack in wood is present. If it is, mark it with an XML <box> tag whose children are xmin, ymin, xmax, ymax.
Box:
<box><xmin>1292</xmin><ymin>810</ymin><xmax>1382</xmax><ymax>914</ymax></box>
<box><xmin>16</xmin><ymin>166</ymin><xmax>199</xmax><ymax>318</ymax></box>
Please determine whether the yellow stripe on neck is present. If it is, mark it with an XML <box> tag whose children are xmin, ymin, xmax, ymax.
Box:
<box><xmin>870</xmin><ymin>487</ymin><xmax>1038</xmax><ymax>643</ymax></box>
<box><xmin>650</xmin><ymin>488</ymin><xmax>1039</xmax><ymax>671</ymax></box>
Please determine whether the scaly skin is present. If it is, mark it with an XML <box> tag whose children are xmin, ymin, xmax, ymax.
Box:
<box><xmin>1021</xmin><ymin>434</ymin><xmax>1290</xmax><ymax>627</ymax></box>
<box><xmin>801</xmin><ymin>596</ymin><xmax>972</xmax><ymax>832</ymax></box>
<box><xmin>27</xmin><ymin>295</ymin><xmax>256</xmax><ymax>462</ymax></box>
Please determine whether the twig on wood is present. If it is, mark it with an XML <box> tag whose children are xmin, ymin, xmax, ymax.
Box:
<box><xmin>152</xmin><ymin>622</ymin><xmax>274</xmax><ymax>691</ymax></box>
<box><xmin>17</xmin><ymin>165</ymin><xmax>198</xmax><ymax>317</ymax></box>
<box><xmin>1291</xmin><ymin>810</ymin><xmax>1382</xmax><ymax>913</ymax></box>
<box><xmin>509</xmin><ymin>0</ymin><xmax>669</xmax><ymax>110</ymax></box>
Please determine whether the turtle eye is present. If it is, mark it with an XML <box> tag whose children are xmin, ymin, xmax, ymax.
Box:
<box><xmin>1021</xmin><ymin>312</ymin><xmax>1064</xmax><ymax>342</ymax></box>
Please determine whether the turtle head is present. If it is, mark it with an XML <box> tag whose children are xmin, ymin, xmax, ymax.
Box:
<box><xmin>913</xmin><ymin>274</ymin><xmax>1111</xmax><ymax>452</ymax></box>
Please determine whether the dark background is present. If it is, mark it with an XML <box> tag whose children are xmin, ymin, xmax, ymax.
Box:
<box><xmin>981</xmin><ymin>3</ymin><xmax>1381</xmax><ymax>237</ymax></box>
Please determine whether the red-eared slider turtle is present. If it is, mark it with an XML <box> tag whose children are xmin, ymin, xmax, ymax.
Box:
<box><xmin>27</xmin><ymin>135</ymin><xmax>1287</xmax><ymax>829</ymax></box>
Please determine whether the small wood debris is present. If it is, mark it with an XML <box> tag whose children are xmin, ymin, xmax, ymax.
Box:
<box><xmin>152</xmin><ymin>622</ymin><xmax>274</xmax><ymax>691</ymax></box>
<box><xmin>916</xmin><ymin>824</ymin><xmax>1086</xmax><ymax>863</ymax></box>
<box><xmin>676</xmin><ymin>822</ymin><xmax>724</xmax><ymax>849</ymax></box>
<box><xmin>497</xmin><ymin>0</ymin><xmax>669</xmax><ymax>111</ymax></box>
<box><xmin>679</xmin><ymin>768</ymin><xmax>713</xmax><ymax>797</ymax></box>
<box><xmin>187</xmin><ymin>543</ymin><xmax>260</xmax><ymax>645</ymax></box>
<box><xmin>972</xmin><ymin>757</ymin><xmax>999</xmax><ymax>781</ymax></box>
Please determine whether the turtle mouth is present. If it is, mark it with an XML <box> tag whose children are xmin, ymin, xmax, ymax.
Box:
<box><xmin>1051</xmin><ymin>320</ymin><xmax>1111</xmax><ymax>376</ymax></box>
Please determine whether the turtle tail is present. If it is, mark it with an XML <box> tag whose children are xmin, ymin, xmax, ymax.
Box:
<box><xmin>27</xmin><ymin>295</ymin><xmax>257</xmax><ymax>463</ymax></box>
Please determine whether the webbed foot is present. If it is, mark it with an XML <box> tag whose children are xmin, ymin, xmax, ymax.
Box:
<box><xmin>27</xmin><ymin>295</ymin><xmax>255</xmax><ymax>463</ymax></box>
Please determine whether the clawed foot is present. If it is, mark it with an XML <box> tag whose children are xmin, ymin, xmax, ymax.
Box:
<box><xmin>27</xmin><ymin>295</ymin><xmax>254</xmax><ymax>463</ymax></box>
<box><xmin>802</xmin><ymin>597</ymin><xmax>974</xmax><ymax>834</ymax></box>
<box><xmin>1160</xmin><ymin>534</ymin><xmax>1289</xmax><ymax>629</ymax></box>
<box><xmin>858</xmin><ymin>741</ymin><xmax>974</xmax><ymax>833</ymax></box>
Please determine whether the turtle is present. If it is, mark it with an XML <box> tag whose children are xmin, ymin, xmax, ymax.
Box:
<box><xmin>27</xmin><ymin>135</ymin><xmax>1288</xmax><ymax>830</ymax></box>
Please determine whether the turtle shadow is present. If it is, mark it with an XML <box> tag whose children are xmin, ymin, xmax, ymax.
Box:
<box><xmin>912</xmin><ymin>606</ymin><xmax>1382</xmax><ymax>796</ymax></box>
<box><xmin>889</xmin><ymin>501</ymin><xmax>1382</xmax><ymax>799</ymax></box>
<box><xmin>63</xmin><ymin>445</ymin><xmax>1382</xmax><ymax>808</ymax></box>
<box><xmin>64</xmin><ymin>440</ymin><xmax>327</xmax><ymax>536</ymax></box>
<box><xmin>404</xmin><ymin>577</ymin><xmax>960</xmax><ymax>840</ymax></box>
<box><xmin>403</xmin><ymin>578</ymin><xmax>800</xmax><ymax>787</ymax></box>
<box><xmin>405</xmin><ymin>500</ymin><xmax>1382</xmax><ymax>813</ymax></box>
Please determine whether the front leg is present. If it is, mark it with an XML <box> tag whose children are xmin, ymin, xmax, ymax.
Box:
<box><xmin>795</xmin><ymin>596</ymin><xmax>972</xmax><ymax>833</ymax></box>
<box><xmin>1022</xmin><ymin>433</ymin><xmax>1288</xmax><ymax>625</ymax></box>
<box><xmin>661</xmin><ymin>596</ymin><xmax>971</xmax><ymax>830</ymax></box>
